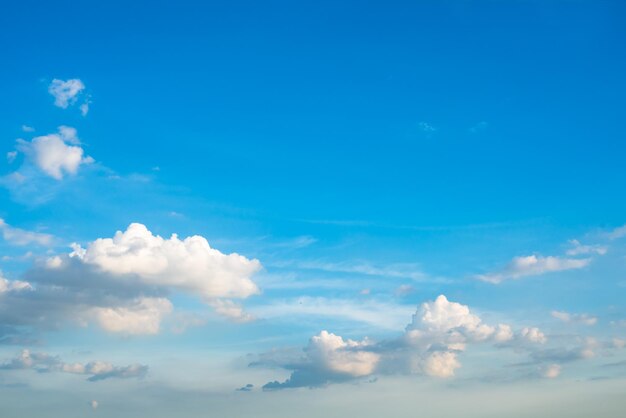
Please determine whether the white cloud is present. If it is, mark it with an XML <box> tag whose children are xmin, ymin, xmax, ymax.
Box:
<box><xmin>90</xmin><ymin>400</ymin><xmax>99</xmax><ymax>410</ymax></box>
<box><xmin>21</xmin><ymin>125</ymin><xmax>35</xmax><ymax>132</ymax></box>
<box><xmin>263</xmin><ymin>331</ymin><xmax>380</xmax><ymax>389</ymax></box>
<box><xmin>92</xmin><ymin>297</ymin><xmax>173</xmax><ymax>335</ymax></box>
<box><xmin>80</xmin><ymin>102</ymin><xmax>89</xmax><ymax>116</ymax></box>
<box><xmin>0</xmin><ymin>272</ymin><xmax>32</xmax><ymax>293</ymax></box>
<box><xmin>0</xmin><ymin>218</ymin><xmax>53</xmax><ymax>246</ymax></box>
<box><xmin>422</xmin><ymin>351</ymin><xmax>460</xmax><ymax>378</ymax></box>
<box><xmin>566</xmin><ymin>239</ymin><xmax>607</xmax><ymax>256</ymax></box>
<box><xmin>0</xmin><ymin>349</ymin><xmax>147</xmax><ymax>382</ymax></box>
<box><xmin>69</xmin><ymin>223</ymin><xmax>261</xmax><ymax>299</ymax></box>
<box><xmin>6</xmin><ymin>151</ymin><xmax>17</xmax><ymax>163</ymax></box>
<box><xmin>307</xmin><ymin>331</ymin><xmax>380</xmax><ymax>377</ymax></box>
<box><xmin>262</xmin><ymin>295</ymin><xmax>527</xmax><ymax>389</ymax></box>
<box><xmin>48</xmin><ymin>78</ymin><xmax>85</xmax><ymax>109</ymax></box>
<box><xmin>551</xmin><ymin>310</ymin><xmax>597</xmax><ymax>326</ymax></box>
<box><xmin>519</xmin><ymin>327</ymin><xmax>547</xmax><ymax>344</ymax></box>
<box><xmin>406</xmin><ymin>295</ymin><xmax>502</xmax><ymax>344</ymax></box>
<box><xmin>14</xmin><ymin>126</ymin><xmax>94</xmax><ymax>179</ymax></box>
<box><xmin>476</xmin><ymin>255</ymin><xmax>590</xmax><ymax>284</ymax></box>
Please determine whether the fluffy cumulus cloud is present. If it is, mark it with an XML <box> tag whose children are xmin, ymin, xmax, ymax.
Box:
<box><xmin>260</xmin><ymin>295</ymin><xmax>549</xmax><ymax>389</ymax></box>
<box><xmin>0</xmin><ymin>223</ymin><xmax>262</xmax><ymax>337</ymax></box>
<box><xmin>0</xmin><ymin>218</ymin><xmax>53</xmax><ymax>246</ymax></box>
<box><xmin>13</xmin><ymin>126</ymin><xmax>94</xmax><ymax>179</ymax></box>
<box><xmin>476</xmin><ymin>255</ymin><xmax>590</xmax><ymax>284</ymax></box>
<box><xmin>0</xmin><ymin>349</ymin><xmax>147</xmax><ymax>382</ymax></box>
<box><xmin>48</xmin><ymin>79</ymin><xmax>85</xmax><ymax>109</ymax></box>
<box><xmin>263</xmin><ymin>331</ymin><xmax>380</xmax><ymax>389</ymax></box>
<box><xmin>69</xmin><ymin>223</ymin><xmax>261</xmax><ymax>299</ymax></box>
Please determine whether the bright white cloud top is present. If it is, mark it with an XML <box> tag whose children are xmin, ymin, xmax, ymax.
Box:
<box><xmin>14</xmin><ymin>126</ymin><xmax>93</xmax><ymax>179</ymax></box>
<box><xmin>68</xmin><ymin>223</ymin><xmax>261</xmax><ymax>299</ymax></box>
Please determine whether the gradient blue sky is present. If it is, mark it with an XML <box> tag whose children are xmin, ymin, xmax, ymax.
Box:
<box><xmin>1</xmin><ymin>1</ymin><xmax>625</xmax><ymax>417</ymax></box>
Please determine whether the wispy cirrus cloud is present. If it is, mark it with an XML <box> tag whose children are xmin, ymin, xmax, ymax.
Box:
<box><xmin>0</xmin><ymin>219</ymin><xmax>53</xmax><ymax>246</ymax></box>
<box><xmin>565</xmin><ymin>239</ymin><xmax>607</xmax><ymax>256</ymax></box>
<box><xmin>551</xmin><ymin>310</ymin><xmax>598</xmax><ymax>326</ymax></box>
<box><xmin>476</xmin><ymin>255</ymin><xmax>590</xmax><ymax>284</ymax></box>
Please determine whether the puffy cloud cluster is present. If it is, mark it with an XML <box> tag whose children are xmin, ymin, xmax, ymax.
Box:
<box><xmin>68</xmin><ymin>223</ymin><xmax>261</xmax><ymax>299</ymax></box>
<box><xmin>0</xmin><ymin>223</ymin><xmax>262</xmax><ymax>337</ymax></box>
<box><xmin>404</xmin><ymin>295</ymin><xmax>516</xmax><ymax>377</ymax></box>
<box><xmin>476</xmin><ymin>255</ymin><xmax>590</xmax><ymax>284</ymax></box>
<box><xmin>260</xmin><ymin>295</ymin><xmax>547</xmax><ymax>388</ymax></box>
<box><xmin>0</xmin><ymin>349</ymin><xmax>147</xmax><ymax>382</ymax></box>
<box><xmin>13</xmin><ymin>126</ymin><xmax>94</xmax><ymax>180</ymax></box>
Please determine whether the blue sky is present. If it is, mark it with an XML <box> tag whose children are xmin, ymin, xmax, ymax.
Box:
<box><xmin>1</xmin><ymin>1</ymin><xmax>626</xmax><ymax>416</ymax></box>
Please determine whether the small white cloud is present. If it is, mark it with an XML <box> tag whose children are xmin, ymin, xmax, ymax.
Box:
<box><xmin>14</xmin><ymin>126</ymin><xmax>93</xmax><ymax>179</ymax></box>
<box><xmin>48</xmin><ymin>78</ymin><xmax>85</xmax><ymax>109</ymax></box>
<box><xmin>551</xmin><ymin>310</ymin><xmax>597</xmax><ymax>326</ymax></box>
<box><xmin>21</xmin><ymin>125</ymin><xmax>35</xmax><ymax>132</ymax></box>
<box><xmin>80</xmin><ymin>102</ymin><xmax>89</xmax><ymax>116</ymax></box>
<box><xmin>476</xmin><ymin>255</ymin><xmax>590</xmax><ymax>284</ymax></box>
<box><xmin>6</xmin><ymin>151</ymin><xmax>17</xmax><ymax>163</ymax></box>
<box><xmin>90</xmin><ymin>400</ymin><xmax>99</xmax><ymax>410</ymax></box>
<box><xmin>519</xmin><ymin>327</ymin><xmax>547</xmax><ymax>344</ymax></box>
